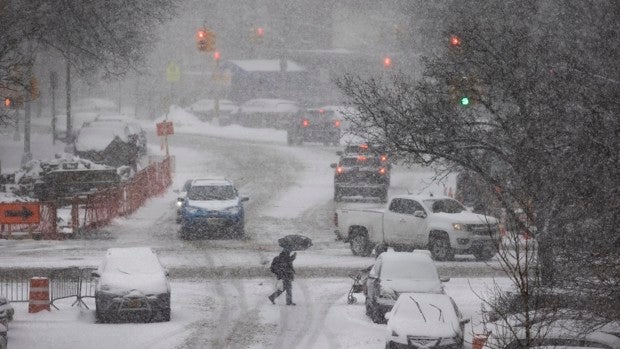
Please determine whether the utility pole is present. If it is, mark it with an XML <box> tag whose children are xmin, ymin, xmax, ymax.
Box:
<box><xmin>65</xmin><ymin>60</ymin><xmax>72</xmax><ymax>142</ymax></box>
<box><xmin>50</xmin><ymin>71</ymin><xmax>58</xmax><ymax>144</ymax></box>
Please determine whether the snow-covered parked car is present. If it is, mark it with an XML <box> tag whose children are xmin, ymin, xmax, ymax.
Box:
<box><xmin>0</xmin><ymin>297</ymin><xmax>14</xmax><ymax>328</ymax></box>
<box><xmin>186</xmin><ymin>99</ymin><xmax>239</xmax><ymax>124</ymax></box>
<box><xmin>178</xmin><ymin>178</ymin><xmax>249</xmax><ymax>239</ymax></box>
<box><xmin>365</xmin><ymin>251</ymin><xmax>449</xmax><ymax>323</ymax></box>
<box><xmin>237</xmin><ymin>98</ymin><xmax>299</xmax><ymax>129</ymax></box>
<box><xmin>385</xmin><ymin>292</ymin><xmax>469</xmax><ymax>349</ymax></box>
<box><xmin>92</xmin><ymin>247</ymin><xmax>171</xmax><ymax>323</ymax></box>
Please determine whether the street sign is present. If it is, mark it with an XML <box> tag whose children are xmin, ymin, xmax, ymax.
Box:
<box><xmin>0</xmin><ymin>203</ymin><xmax>40</xmax><ymax>224</ymax></box>
<box><xmin>166</xmin><ymin>62</ymin><xmax>180</xmax><ymax>83</ymax></box>
<box><xmin>156</xmin><ymin>121</ymin><xmax>174</xmax><ymax>136</ymax></box>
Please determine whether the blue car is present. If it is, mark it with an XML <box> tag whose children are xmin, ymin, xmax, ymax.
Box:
<box><xmin>179</xmin><ymin>179</ymin><xmax>249</xmax><ymax>239</ymax></box>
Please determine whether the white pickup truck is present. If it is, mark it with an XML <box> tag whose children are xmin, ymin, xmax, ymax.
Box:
<box><xmin>334</xmin><ymin>194</ymin><xmax>499</xmax><ymax>261</ymax></box>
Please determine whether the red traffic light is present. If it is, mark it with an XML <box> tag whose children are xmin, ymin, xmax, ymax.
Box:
<box><xmin>256</xmin><ymin>27</ymin><xmax>265</xmax><ymax>37</ymax></box>
<box><xmin>383</xmin><ymin>56</ymin><xmax>392</xmax><ymax>68</ymax></box>
<box><xmin>213</xmin><ymin>51</ymin><xmax>221</xmax><ymax>60</ymax></box>
<box><xmin>197</xmin><ymin>29</ymin><xmax>206</xmax><ymax>40</ymax></box>
<box><xmin>4</xmin><ymin>98</ymin><xmax>11</xmax><ymax>108</ymax></box>
<box><xmin>450</xmin><ymin>35</ymin><xmax>461</xmax><ymax>46</ymax></box>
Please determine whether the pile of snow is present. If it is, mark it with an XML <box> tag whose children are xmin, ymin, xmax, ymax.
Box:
<box><xmin>0</xmin><ymin>191</ymin><xmax>34</xmax><ymax>203</ymax></box>
<box><xmin>13</xmin><ymin>153</ymin><xmax>111</xmax><ymax>184</ymax></box>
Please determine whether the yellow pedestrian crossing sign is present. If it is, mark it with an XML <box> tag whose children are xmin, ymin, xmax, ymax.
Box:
<box><xmin>166</xmin><ymin>62</ymin><xmax>180</xmax><ymax>83</ymax></box>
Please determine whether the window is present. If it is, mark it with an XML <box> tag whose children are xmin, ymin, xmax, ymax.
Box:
<box><xmin>390</xmin><ymin>199</ymin><xmax>426</xmax><ymax>215</ymax></box>
<box><xmin>188</xmin><ymin>185</ymin><xmax>236</xmax><ymax>200</ymax></box>
<box><xmin>389</xmin><ymin>199</ymin><xmax>404</xmax><ymax>213</ymax></box>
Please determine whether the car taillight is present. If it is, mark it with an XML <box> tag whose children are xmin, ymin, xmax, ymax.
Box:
<box><xmin>359</xmin><ymin>143</ymin><xmax>369</xmax><ymax>150</ymax></box>
<box><xmin>379</xmin><ymin>167</ymin><xmax>387</xmax><ymax>175</ymax></box>
<box><xmin>334</xmin><ymin>120</ymin><xmax>341</xmax><ymax>128</ymax></box>
<box><xmin>357</xmin><ymin>155</ymin><xmax>367</xmax><ymax>162</ymax></box>
<box><xmin>336</xmin><ymin>166</ymin><xmax>344</xmax><ymax>174</ymax></box>
<box><xmin>380</xmin><ymin>154</ymin><xmax>388</xmax><ymax>162</ymax></box>
<box><xmin>302</xmin><ymin>119</ymin><xmax>309</xmax><ymax>127</ymax></box>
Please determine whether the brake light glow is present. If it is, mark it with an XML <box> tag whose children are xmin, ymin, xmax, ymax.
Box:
<box><xmin>380</xmin><ymin>154</ymin><xmax>388</xmax><ymax>162</ymax></box>
<box><xmin>359</xmin><ymin>143</ymin><xmax>369</xmax><ymax>150</ymax></box>
<box><xmin>334</xmin><ymin>120</ymin><xmax>341</xmax><ymax>128</ymax></box>
<box><xmin>302</xmin><ymin>119</ymin><xmax>309</xmax><ymax>127</ymax></box>
<box><xmin>379</xmin><ymin>167</ymin><xmax>387</xmax><ymax>175</ymax></box>
<box><xmin>336</xmin><ymin>166</ymin><xmax>344</xmax><ymax>174</ymax></box>
<box><xmin>357</xmin><ymin>155</ymin><xmax>367</xmax><ymax>162</ymax></box>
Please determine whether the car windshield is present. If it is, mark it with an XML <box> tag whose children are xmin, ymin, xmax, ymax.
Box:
<box><xmin>188</xmin><ymin>185</ymin><xmax>236</xmax><ymax>200</ymax></box>
<box><xmin>423</xmin><ymin>199</ymin><xmax>466</xmax><ymax>213</ymax></box>
<box><xmin>381</xmin><ymin>259</ymin><xmax>439</xmax><ymax>281</ymax></box>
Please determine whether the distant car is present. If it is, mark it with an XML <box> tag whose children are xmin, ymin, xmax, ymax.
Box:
<box><xmin>0</xmin><ymin>296</ymin><xmax>14</xmax><ymax>328</ymax></box>
<box><xmin>385</xmin><ymin>293</ymin><xmax>469</xmax><ymax>349</ymax></box>
<box><xmin>286</xmin><ymin>108</ymin><xmax>341</xmax><ymax>146</ymax></box>
<box><xmin>237</xmin><ymin>98</ymin><xmax>299</xmax><ymax>129</ymax></box>
<box><xmin>186</xmin><ymin>99</ymin><xmax>239</xmax><ymax>124</ymax></box>
<box><xmin>175</xmin><ymin>179</ymin><xmax>194</xmax><ymax>223</ymax></box>
<box><xmin>331</xmin><ymin>154</ymin><xmax>390</xmax><ymax>202</ymax></box>
<box><xmin>0</xmin><ymin>323</ymin><xmax>6</xmax><ymax>349</ymax></box>
<box><xmin>483</xmin><ymin>317</ymin><xmax>620</xmax><ymax>349</ymax></box>
<box><xmin>179</xmin><ymin>178</ymin><xmax>249</xmax><ymax>239</ymax></box>
<box><xmin>93</xmin><ymin>247</ymin><xmax>171</xmax><ymax>323</ymax></box>
<box><xmin>365</xmin><ymin>251</ymin><xmax>449</xmax><ymax>323</ymax></box>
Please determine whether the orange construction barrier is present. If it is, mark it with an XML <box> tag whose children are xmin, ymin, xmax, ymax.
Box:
<box><xmin>472</xmin><ymin>334</ymin><xmax>489</xmax><ymax>349</ymax></box>
<box><xmin>28</xmin><ymin>277</ymin><xmax>50</xmax><ymax>313</ymax></box>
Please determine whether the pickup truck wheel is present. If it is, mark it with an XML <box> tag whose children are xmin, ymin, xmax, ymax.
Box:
<box><xmin>473</xmin><ymin>247</ymin><xmax>495</xmax><ymax>261</ymax></box>
<box><xmin>350</xmin><ymin>234</ymin><xmax>371</xmax><ymax>256</ymax></box>
<box><xmin>429</xmin><ymin>236</ymin><xmax>454</xmax><ymax>261</ymax></box>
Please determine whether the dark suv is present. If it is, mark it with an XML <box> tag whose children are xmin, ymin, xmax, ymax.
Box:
<box><xmin>331</xmin><ymin>154</ymin><xmax>390</xmax><ymax>202</ymax></box>
<box><xmin>287</xmin><ymin>108</ymin><xmax>341</xmax><ymax>145</ymax></box>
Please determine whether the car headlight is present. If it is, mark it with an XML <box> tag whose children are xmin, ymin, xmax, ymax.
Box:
<box><xmin>225</xmin><ymin>206</ymin><xmax>241</xmax><ymax>214</ymax></box>
<box><xmin>452</xmin><ymin>223</ymin><xmax>464</xmax><ymax>231</ymax></box>
<box><xmin>379</xmin><ymin>287</ymin><xmax>398</xmax><ymax>300</ymax></box>
<box><xmin>176</xmin><ymin>200</ymin><xmax>183</xmax><ymax>208</ymax></box>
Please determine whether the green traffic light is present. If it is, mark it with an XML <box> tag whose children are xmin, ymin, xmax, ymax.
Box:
<box><xmin>460</xmin><ymin>97</ymin><xmax>470</xmax><ymax>106</ymax></box>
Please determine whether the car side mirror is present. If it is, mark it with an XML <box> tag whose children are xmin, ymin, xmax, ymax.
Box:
<box><xmin>330</xmin><ymin>163</ymin><xmax>337</xmax><ymax>168</ymax></box>
<box><xmin>164</xmin><ymin>269</ymin><xmax>170</xmax><ymax>277</ymax></box>
<box><xmin>91</xmin><ymin>271</ymin><xmax>100</xmax><ymax>278</ymax></box>
<box><xmin>385</xmin><ymin>311</ymin><xmax>392</xmax><ymax>320</ymax></box>
<box><xmin>336</xmin><ymin>151</ymin><xmax>343</xmax><ymax>156</ymax></box>
<box><xmin>413</xmin><ymin>210</ymin><xmax>427</xmax><ymax>218</ymax></box>
<box><xmin>241</xmin><ymin>197</ymin><xmax>249</xmax><ymax>202</ymax></box>
<box><xmin>440</xmin><ymin>277</ymin><xmax>451</xmax><ymax>283</ymax></box>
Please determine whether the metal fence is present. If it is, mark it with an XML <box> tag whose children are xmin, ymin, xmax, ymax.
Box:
<box><xmin>0</xmin><ymin>268</ymin><xmax>96</xmax><ymax>308</ymax></box>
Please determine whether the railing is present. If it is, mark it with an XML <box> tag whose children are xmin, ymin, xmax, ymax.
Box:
<box><xmin>0</xmin><ymin>268</ymin><xmax>96</xmax><ymax>308</ymax></box>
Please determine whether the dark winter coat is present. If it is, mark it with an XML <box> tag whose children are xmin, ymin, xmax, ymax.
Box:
<box><xmin>271</xmin><ymin>250</ymin><xmax>296</xmax><ymax>281</ymax></box>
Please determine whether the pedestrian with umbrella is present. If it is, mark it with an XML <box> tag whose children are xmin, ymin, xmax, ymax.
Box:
<box><xmin>268</xmin><ymin>234</ymin><xmax>312</xmax><ymax>306</ymax></box>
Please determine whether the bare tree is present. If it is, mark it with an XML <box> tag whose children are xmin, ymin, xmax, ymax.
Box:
<box><xmin>337</xmin><ymin>0</ymin><xmax>619</xmax><ymax>346</ymax></box>
<box><xmin>0</xmin><ymin>0</ymin><xmax>177</xmax><ymax>124</ymax></box>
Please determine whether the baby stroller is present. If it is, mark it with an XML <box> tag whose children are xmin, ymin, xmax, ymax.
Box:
<box><xmin>347</xmin><ymin>272</ymin><xmax>364</xmax><ymax>304</ymax></box>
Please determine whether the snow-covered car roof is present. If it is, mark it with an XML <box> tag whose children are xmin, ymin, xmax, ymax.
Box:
<box><xmin>98</xmin><ymin>247</ymin><xmax>168</xmax><ymax>295</ymax></box>
<box><xmin>387</xmin><ymin>293</ymin><xmax>462</xmax><ymax>339</ymax></box>
<box><xmin>191</xmin><ymin>178</ymin><xmax>233</xmax><ymax>187</ymax></box>
<box><xmin>240</xmin><ymin>99</ymin><xmax>299</xmax><ymax>113</ymax></box>
<box><xmin>376</xmin><ymin>251</ymin><xmax>441</xmax><ymax>281</ymax></box>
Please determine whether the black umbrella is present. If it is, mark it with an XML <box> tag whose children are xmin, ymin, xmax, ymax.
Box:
<box><xmin>278</xmin><ymin>234</ymin><xmax>313</xmax><ymax>251</ymax></box>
